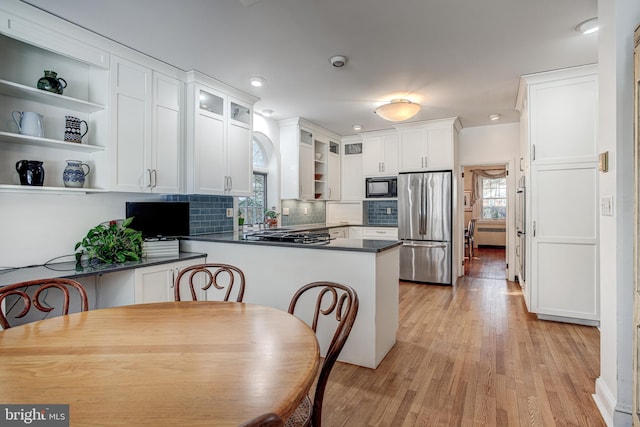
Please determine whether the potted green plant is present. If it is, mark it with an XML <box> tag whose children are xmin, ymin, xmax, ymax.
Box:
<box><xmin>75</xmin><ymin>217</ymin><xmax>144</xmax><ymax>266</ymax></box>
<box><xmin>238</xmin><ymin>210</ymin><xmax>245</xmax><ymax>226</ymax></box>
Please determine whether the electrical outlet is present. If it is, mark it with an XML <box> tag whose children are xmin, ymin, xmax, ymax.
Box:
<box><xmin>386</xmin><ymin>208</ymin><xmax>391</xmax><ymax>215</ymax></box>
<box><xmin>304</xmin><ymin>207</ymin><xmax>308</xmax><ymax>215</ymax></box>
<box><xmin>283</xmin><ymin>207</ymin><xmax>290</xmax><ymax>216</ymax></box>
<box><xmin>226</xmin><ymin>208</ymin><xmax>233</xmax><ymax>218</ymax></box>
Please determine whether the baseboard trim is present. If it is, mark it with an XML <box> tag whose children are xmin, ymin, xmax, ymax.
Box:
<box><xmin>593</xmin><ymin>377</ymin><xmax>615</xmax><ymax>426</ymax></box>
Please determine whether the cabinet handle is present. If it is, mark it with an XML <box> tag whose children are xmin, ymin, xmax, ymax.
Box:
<box><xmin>329</xmin><ymin>188</ymin><xmax>332</xmax><ymax>199</ymax></box>
<box><xmin>152</xmin><ymin>169</ymin><xmax>157</xmax><ymax>188</ymax></box>
<box><xmin>532</xmin><ymin>144</ymin><xmax>536</xmax><ymax>161</ymax></box>
<box><xmin>170</xmin><ymin>268</ymin><xmax>175</xmax><ymax>288</ymax></box>
<box><xmin>146</xmin><ymin>169</ymin><xmax>152</xmax><ymax>188</ymax></box>
<box><xmin>228</xmin><ymin>176</ymin><xmax>232</xmax><ymax>191</ymax></box>
<box><xmin>533</xmin><ymin>220</ymin><xmax>536</xmax><ymax>237</ymax></box>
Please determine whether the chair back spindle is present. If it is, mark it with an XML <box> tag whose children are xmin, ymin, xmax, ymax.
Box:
<box><xmin>286</xmin><ymin>281</ymin><xmax>358</xmax><ymax>427</ymax></box>
<box><xmin>174</xmin><ymin>263</ymin><xmax>246</xmax><ymax>302</ymax></box>
<box><xmin>0</xmin><ymin>278</ymin><xmax>89</xmax><ymax>329</ymax></box>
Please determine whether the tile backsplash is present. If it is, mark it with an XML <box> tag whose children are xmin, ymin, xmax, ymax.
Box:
<box><xmin>164</xmin><ymin>194</ymin><xmax>233</xmax><ymax>235</ymax></box>
<box><xmin>280</xmin><ymin>200</ymin><xmax>326</xmax><ymax>226</ymax></box>
<box><xmin>364</xmin><ymin>200</ymin><xmax>398</xmax><ymax>225</ymax></box>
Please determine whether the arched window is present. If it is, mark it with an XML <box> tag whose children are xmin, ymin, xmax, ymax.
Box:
<box><xmin>238</xmin><ymin>134</ymin><xmax>271</xmax><ymax>225</ymax></box>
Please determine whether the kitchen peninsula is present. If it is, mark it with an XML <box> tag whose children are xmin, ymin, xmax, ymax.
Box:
<box><xmin>180</xmin><ymin>232</ymin><xmax>401</xmax><ymax>369</ymax></box>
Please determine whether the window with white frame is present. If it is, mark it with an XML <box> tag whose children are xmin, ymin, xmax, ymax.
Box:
<box><xmin>481</xmin><ymin>177</ymin><xmax>507</xmax><ymax>219</ymax></box>
<box><xmin>238</xmin><ymin>138</ymin><xmax>268</xmax><ymax>224</ymax></box>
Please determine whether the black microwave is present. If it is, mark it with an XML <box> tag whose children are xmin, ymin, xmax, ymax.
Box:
<box><xmin>365</xmin><ymin>177</ymin><xmax>397</xmax><ymax>198</ymax></box>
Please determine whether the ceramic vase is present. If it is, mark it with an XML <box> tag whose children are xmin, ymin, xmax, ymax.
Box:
<box><xmin>63</xmin><ymin>160</ymin><xmax>90</xmax><ymax>188</ymax></box>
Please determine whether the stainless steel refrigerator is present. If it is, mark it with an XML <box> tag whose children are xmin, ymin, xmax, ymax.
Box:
<box><xmin>398</xmin><ymin>171</ymin><xmax>452</xmax><ymax>284</ymax></box>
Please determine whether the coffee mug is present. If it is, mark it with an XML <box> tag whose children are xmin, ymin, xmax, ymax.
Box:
<box><xmin>12</xmin><ymin>111</ymin><xmax>44</xmax><ymax>138</ymax></box>
<box><xmin>64</xmin><ymin>116</ymin><xmax>89</xmax><ymax>143</ymax></box>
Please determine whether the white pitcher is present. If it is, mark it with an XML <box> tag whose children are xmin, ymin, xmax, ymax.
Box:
<box><xmin>12</xmin><ymin>111</ymin><xmax>44</xmax><ymax>137</ymax></box>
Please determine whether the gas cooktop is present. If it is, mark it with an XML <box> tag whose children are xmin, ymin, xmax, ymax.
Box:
<box><xmin>242</xmin><ymin>230</ymin><xmax>331</xmax><ymax>245</ymax></box>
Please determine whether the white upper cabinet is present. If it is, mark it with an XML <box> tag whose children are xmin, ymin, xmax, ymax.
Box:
<box><xmin>525</xmin><ymin>71</ymin><xmax>598</xmax><ymax>165</ymax></box>
<box><xmin>280</xmin><ymin>117</ymin><xmax>341</xmax><ymax>200</ymax></box>
<box><xmin>341</xmin><ymin>136</ymin><xmax>364</xmax><ymax>201</ymax></box>
<box><xmin>185</xmin><ymin>71</ymin><xmax>257</xmax><ymax>197</ymax></box>
<box><xmin>110</xmin><ymin>56</ymin><xmax>152</xmax><ymax>192</ymax></box>
<box><xmin>110</xmin><ymin>57</ymin><xmax>182</xmax><ymax>193</ymax></box>
<box><xmin>151</xmin><ymin>72</ymin><xmax>183</xmax><ymax>193</ymax></box>
<box><xmin>395</xmin><ymin>118</ymin><xmax>461</xmax><ymax>172</ymax></box>
<box><xmin>327</xmin><ymin>140</ymin><xmax>341</xmax><ymax>201</ymax></box>
<box><xmin>361</xmin><ymin>130</ymin><xmax>398</xmax><ymax>177</ymax></box>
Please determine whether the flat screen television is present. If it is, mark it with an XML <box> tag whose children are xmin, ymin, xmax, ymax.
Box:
<box><xmin>125</xmin><ymin>202</ymin><xmax>190</xmax><ymax>239</ymax></box>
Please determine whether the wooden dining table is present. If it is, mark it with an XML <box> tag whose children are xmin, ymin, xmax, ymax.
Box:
<box><xmin>0</xmin><ymin>301</ymin><xmax>320</xmax><ymax>426</ymax></box>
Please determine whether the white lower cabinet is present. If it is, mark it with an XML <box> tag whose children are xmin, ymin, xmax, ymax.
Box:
<box><xmin>134</xmin><ymin>258</ymin><xmax>206</xmax><ymax>304</ymax></box>
<box><xmin>363</xmin><ymin>227</ymin><xmax>398</xmax><ymax>240</ymax></box>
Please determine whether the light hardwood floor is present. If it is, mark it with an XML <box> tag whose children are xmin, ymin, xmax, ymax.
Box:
<box><xmin>318</xmin><ymin>248</ymin><xmax>604</xmax><ymax>426</ymax></box>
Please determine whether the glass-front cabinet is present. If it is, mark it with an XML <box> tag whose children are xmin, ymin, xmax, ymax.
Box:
<box><xmin>185</xmin><ymin>71</ymin><xmax>258</xmax><ymax>197</ymax></box>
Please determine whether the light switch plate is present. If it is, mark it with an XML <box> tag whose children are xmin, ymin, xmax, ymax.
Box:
<box><xmin>282</xmin><ymin>207</ymin><xmax>290</xmax><ymax>216</ymax></box>
<box><xmin>600</xmin><ymin>195</ymin><xmax>613</xmax><ymax>216</ymax></box>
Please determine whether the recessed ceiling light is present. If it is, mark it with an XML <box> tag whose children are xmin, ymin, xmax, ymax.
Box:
<box><xmin>262</xmin><ymin>109</ymin><xmax>273</xmax><ymax>117</ymax></box>
<box><xmin>489</xmin><ymin>114</ymin><xmax>501</xmax><ymax>121</ymax></box>
<box><xmin>352</xmin><ymin>124</ymin><xmax>363</xmax><ymax>132</ymax></box>
<box><xmin>576</xmin><ymin>17</ymin><xmax>598</xmax><ymax>34</ymax></box>
<box><xmin>249</xmin><ymin>76</ymin><xmax>266</xmax><ymax>87</ymax></box>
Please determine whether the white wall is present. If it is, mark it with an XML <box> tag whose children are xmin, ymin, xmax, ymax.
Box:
<box><xmin>0</xmin><ymin>192</ymin><xmax>162</xmax><ymax>268</ymax></box>
<box><xmin>595</xmin><ymin>0</ymin><xmax>640</xmax><ymax>425</ymax></box>
<box><xmin>458</xmin><ymin>122</ymin><xmax>520</xmax><ymax>280</ymax></box>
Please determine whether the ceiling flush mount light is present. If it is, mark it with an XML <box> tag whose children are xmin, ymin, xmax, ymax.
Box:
<box><xmin>249</xmin><ymin>76</ymin><xmax>266</xmax><ymax>87</ymax></box>
<box><xmin>374</xmin><ymin>99</ymin><xmax>421</xmax><ymax>122</ymax></box>
<box><xmin>576</xmin><ymin>17</ymin><xmax>598</xmax><ymax>34</ymax></box>
<box><xmin>262</xmin><ymin>109</ymin><xmax>273</xmax><ymax>117</ymax></box>
<box><xmin>489</xmin><ymin>114</ymin><xmax>501</xmax><ymax>121</ymax></box>
<box><xmin>352</xmin><ymin>124</ymin><xmax>363</xmax><ymax>132</ymax></box>
<box><xmin>329</xmin><ymin>55</ymin><xmax>347</xmax><ymax>68</ymax></box>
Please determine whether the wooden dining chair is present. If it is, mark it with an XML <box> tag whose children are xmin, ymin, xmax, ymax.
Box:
<box><xmin>465</xmin><ymin>218</ymin><xmax>477</xmax><ymax>260</ymax></box>
<box><xmin>285</xmin><ymin>281</ymin><xmax>359</xmax><ymax>427</ymax></box>
<box><xmin>174</xmin><ymin>263</ymin><xmax>246</xmax><ymax>302</ymax></box>
<box><xmin>239</xmin><ymin>412</ymin><xmax>283</xmax><ymax>427</ymax></box>
<box><xmin>0</xmin><ymin>278</ymin><xmax>89</xmax><ymax>329</ymax></box>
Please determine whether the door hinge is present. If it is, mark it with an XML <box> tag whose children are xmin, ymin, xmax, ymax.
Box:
<box><xmin>461</xmin><ymin>172</ymin><xmax>465</xmax><ymax>178</ymax></box>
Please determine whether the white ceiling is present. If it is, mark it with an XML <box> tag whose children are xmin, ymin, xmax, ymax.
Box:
<box><xmin>23</xmin><ymin>0</ymin><xmax>598</xmax><ymax>136</ymax></box>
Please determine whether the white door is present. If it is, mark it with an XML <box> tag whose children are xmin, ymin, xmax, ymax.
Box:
<box><xmin>299</xmin><ymin>142</ymin><xmax>314</xmax><ymax>200</ymax></box>
<box><xmin>194</xmin><ymin>111</ymin><xmax>226</xmax><ymax>194</ymax></box>
<box><xmin>152</xmin><ymin>72</ymin><xmax>182</xmax><ymax>193</ymax></box>
<box><xmin>111</xmin><ymin>57</ymin><xmax>151</xmax><ymax>191</ymax></box>
<box><xmin>227</xmin><ymin>123</ymin><xmax>252</xmax><ymax>196</ymax></box>
<box><xmin>134</xmin><ymin>264</ymin><xmax>173</xmax><ymax>304</ymax></box>
<box><xmin>530</xmin><ymin>163</ymin><xmax>598</xmax><ymax>320</ymax></box>
<box><xmin>328</xmin><ymin>151</ymin><xmax>341</xmax><ymax>200</ymax></box>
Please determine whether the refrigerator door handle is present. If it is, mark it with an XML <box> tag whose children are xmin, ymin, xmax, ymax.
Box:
<box><xmin>417</xmin><ymin>177</ymin><xmax>423</xmax><ymax>235</ymax></box>
<box><xmin>421</xmin><ymin>175</ymin><xmax>428</xmax><ymax>237</ymax></box>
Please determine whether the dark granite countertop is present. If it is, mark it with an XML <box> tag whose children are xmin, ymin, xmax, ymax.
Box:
<box><xmin>0</xmin><ymin>252</ymin><xmax>206</xmax><ymax>287</ymax></box>
<box><xmin>182</xmin><ymin>232</ymin><xmax>402</xmax><ymax>253</ymax></box>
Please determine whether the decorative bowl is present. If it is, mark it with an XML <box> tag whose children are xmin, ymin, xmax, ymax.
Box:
<box><xmin>315</xmin><ymin>153</ymin><xmax>322</xmax><ymax>160</ymax></box>
<box><xmin>314</xmin><ymin>174</ymin><xmax>322</xmax><ymax>180</ymax></box>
